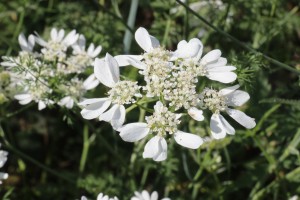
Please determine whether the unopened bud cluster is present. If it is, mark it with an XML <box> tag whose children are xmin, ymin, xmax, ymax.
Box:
<box><xmin>108</xmin><ymin>81</ymin><xmax>141</xmax><ymax>105</ymax></box>
<box><xmin>199</xmin><ymin>88</ymin><xmax>227</xmax><ymax>113</ymax></box>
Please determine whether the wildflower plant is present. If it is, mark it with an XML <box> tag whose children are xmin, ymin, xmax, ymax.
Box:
<box><xmin>1</xmin><ymin>28</ymin><xmax>102</xmax><ymax>110</ymax></box>
<box><xmin>80</xmin><ymin>27</ymin><xmax>256</xmax><ymax>162</ymax></box>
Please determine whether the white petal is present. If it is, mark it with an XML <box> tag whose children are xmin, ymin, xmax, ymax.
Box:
<box><xmin>206</xmin><ymin>65</ymin><xmax>236</xmax><ymax>72</ymax></box>
<box><xmin>78</xmin><ymin>98</ymin><xmax>108</xmax><ymax>106</ymax></box>
<box><xmin>80</xmin><ymin>99</ymin><xmax>111</xmax><ymax>120</ymax></box>
<box><xmin>119</xmin><ymin>123</ymin><xmax>149</xmax><ymax>142</ymax></box>
<box><xmin>143</xmin><ymin>136</ymin><xmax>167</xmax><ymax>162</ymax></box>
<box><xmin>18</xmin><ymin>33</ymin><xmax>31</xmax><ymax>52</ymax></box>
<box><xmin>218</xmin><ymin>84</ymin><xmax>240</xmax><ymax>96</ymax></box>
<box><xmin>63</xmin><ymin>30</ymin><xmax>78</xmax><ymax>46</ymax></box>
<box><xmin>150</xmin><ymin>191</ymin><xmax>159</xmax><ymax>200</ymax></box>
<box><xmin>83</xmin><ymin>74</ymin><xmax>100</xmax><ymax>90</ymax></box>
<box><xmin>205</xmin><ymin>57</ymin><xmax>227</xmax><ymax>67</ymax></box>
<box><xmin>201</xmin><ymin>49</ymin><xmax>221</xmax><ymax>64</ymax></box>
<box><xmin>38</xmin><ymin>101</ymin><xmax>46</xmax><ymax>110</ymax></box>
<box><xmin>114</xmin><ymin>55</ymin><xmax>145</xmax><ymax>69</ymax></box>
<box><xmin>50</xmin><ymin>28</ymin><xmax>58</xmax><ymax>41</ymax></box>
<box><xmin>94</xmin><ymin>55</ymin><xmax>119</xmax><ymax>88</ymax></box>
<box><xmin>174</xmin><ymin>38</ymin><xmax>202</xmax><ymax>59</ymax></box>
<box><xmin>57</xmin><ymin>29</ymin><xmax>65</xmax><ymax>41</ymax></box>
<box><xmin>206</xmin><ymin>71</ymin><xmax>237</xmax><ymax>83</ymax></box>
<box><xmin>19</xmin><ymin>97</ymin><xmax>32</xmax><ymax>105</ymax></box>
<box><xmin>100</xmin><ymin>104</ymin><xmax>126</xmax><ymax>130</ymax></box>
<box><xmin>188</xmin><ymin>107</ymin><xmax>204</xmax><ymax>121</ymax></box>
<box><xmin>91</xmin><ymin>45</ymin><xmax>102</xmax><ymax>58</ymax></box>
<box><xmin>150</xmin><ymin>35</ymin><xmax>160</xmax><ymax>48</ymax></box>
<box><xmin>77</xmin><ymin>34</ymin><xmax>86</xmax><ymax>49</ymax></box>
<box><xmin>226</xmin><ymin>108</ymin><xmax>256</xmax><ymax>129</ymax></box>
<box><xmin>226</xmin><ymin>90</ymin><xmax>250</xmax><ymax>107</ymax></box>
<box><xmin>14</xmin><ymin>93</ymin><xmax>31</xmax><ymax>100</ymax></box>
<box><xmin>174</xmin><ymin>131</ymin><xmax>203</xmax><ymax>149</ymax></box>
<box><xmin>210</xmin><ymin>114</ymin><xmax>226</xmax><ymax>139</ymax></box>
<box><xmin>142</xmin><ymin>191</ymin><xmax>151</xmax><ymax>200</ymax></box>
<box><xmin>154</xmin><ymin>101</ymin><xmax>164</xmax><ymax>112</ymax></box>
<box><xmin>135</xmin><ymin>27</ymin><xmax>153</xmax><ymax>52</ymax></box>
<box><xmin>219</xmin><ymin>114</ymin><xmax>235</xmax><ymax>135</ymax></box>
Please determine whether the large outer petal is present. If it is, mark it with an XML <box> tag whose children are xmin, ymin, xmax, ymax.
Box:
<box><xmin>174</xmin><ymin>131</ymin><xmax>203</xmax><ymax>149</ymax></box>
<box><xmin>114</xmin><ymin>55</ymin><xmax>145</xmax><ymax>69</ymax></box>
<box><xmin>174</xmin><ymin>38</ymin><xmax>203</xmax><ymax>59</ymax></box>
<box><xmin>218</xmin><ymin>84</ymin><xmax>240</xmax><ymax>96</ymax></box>
<box><xmin>210</xmin><ymin>114</ymin><xmax>227</xmax><ymax>139</ymax></box>
<box><xmin>188</xmin><ymin>107</ymin><xmax>204</xmax><ymax>121</ymax></box>
<box><xmin>80</xmin><ymin>99</ymin><xmax>111</xmax><ymax>120</ymax></box>
<box><xmin>201</xmin><ymin>49</ymin><xmax>221</xmax><ymax>64</ymax></box>
<box><xmin>206</xmin><ymin>71</ymin><xmax>237</xmax><ymax>83</ymax></box>
<box><xmin>226</xmin><ymin>108</ymin><xmax>256</xmax><ymax>129</ymax></box>
<box><xmin>94</xmin><ymin>53</ymin><xmax>119</xmax><ymax>87</ymax></box>
<box><xmin>119</xmin><ymin>123</ymin><xmax>149</xmax><ymax>142</ymax></box>
<box><xmin>100</xmin><ymin>104</ymin><xmax>126</xmax><ymax>130</ymax></box>
<box><xmin>143</xmin><ymin>136</ymin><xmax>167</xmax><ymax>162</ymax></box>
<box><xmin>219</xmin><ymin>114</ymin><xmax>235</xmax><ymax>135</ymax></box>
<box><xmin>135</xmin><ymin>27</ymin><xmax>153</xmax><ymax>52</ymax></box>
<box><xmin>226</xmin><ymin>90</ymin><xmax>250</xmax><ymax>107</ymax></box>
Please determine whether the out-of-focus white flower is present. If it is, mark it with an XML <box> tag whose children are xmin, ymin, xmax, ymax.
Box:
<box><xmin>58</xmin><ymin>96</ymin><xmax>74</xmax><ymax>109</ymax></box>
<box><xmin>81</xmin><ymin>192</ymin><xmax>118</xmax><ymax>200</ymax></box>
<box><xmin>131</xmin><ymin>190</ymin><xmax>170</xmax><ymax>200</ymax></box>
<box><xmin>119</xmin><ymin>101</ymin><xmax>203</xmax><ymax>161</ymax></box>
<box><xmin>35</xmin><ymin>28</ymin><xmax>79</xmax><ymax>61</ymax></box>
<box><xmin>83</xmin><ymin>74</ymin><xmax>100</xmax><ymax>90</ymax></box>
<box><xmin>79</xmin><ymin>53</ymin><xmax>141</xmax><ymax>130</ymax></box>
<box><xmin>199</xmin><ymin>85</ymin><xmax>256</xmax><ymax>139</ymax></box>
<box><xmin>0</xmin><ymin>143</ymin><xmax>8</xmax><ymax>184</ymax></box>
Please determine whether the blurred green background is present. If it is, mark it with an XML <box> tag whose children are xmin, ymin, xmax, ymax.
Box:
<box><xmin>0</xmin><ymin>0</ymin><xmax>300</xmax><ymax>199</ymax></box>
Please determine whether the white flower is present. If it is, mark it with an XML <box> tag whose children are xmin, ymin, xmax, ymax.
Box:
<box><xmin>81</xmin><ymin>192</ymin><xmax>118</xmax><ymax>200</ymax></box>
<box><xmin>35</xmin><ymin>28</ymin><xmax>79</xmax><ymax>61</ymax></box>
<box><xmin>174</xmin><ymin>38</ymin><xmax>237</xmax><ymax>83</ymax></box>
<box><xmin>73</xmin><ymin>34</ymin><xmax>102</xmax><ymax>59</ymax></box>
<box><xmin>131</xmin><ymin>190</ymin><xmax>170</xmax><ymax>200</ymax></box>
<box><xmin>119</xmin><ymin>101</ymin><xmax>203</xmax><ymax>161</ymax></box>
<box><xmin>0</xmin><ymin>143</ymin><xmax>8</xmax><ymax>184</ymax></box>
<box><xmin>79</xmin><ymin>53</ymin><xmax>141</xmax><ymax>130</ymax></box>
<box><xmin>199</xmin><ymin>85</ymin><xmax>256</xmax><ymax>139</ymax></box>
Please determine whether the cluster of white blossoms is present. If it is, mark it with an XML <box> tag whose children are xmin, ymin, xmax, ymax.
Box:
<box><xmin>1</xmin><ymin>28</ymin><xmax>102</xmax><ymax>110</ymax></box>
<box><xmin>81</xmin><ymin>190</ymin><xmax>170</xmax><ymax>200</ymax></box>
<box><xmin>80</xmin><ymin>27</ymin><xmax>256</xmax><ymax>162</ymax></box>
<box><xmin>0</xmin><ymin>143</ymin><xmax>8</xmax><ymax>184</ymax></box>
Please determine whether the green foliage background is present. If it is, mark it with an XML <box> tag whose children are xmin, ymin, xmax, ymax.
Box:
<box><xmin>0</xmin><ymin>0</ymin><xmax>300</xmax><ymax>199</ymax></box>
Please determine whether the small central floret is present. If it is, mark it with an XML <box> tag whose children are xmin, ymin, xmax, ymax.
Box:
<box><xmin>141</xmin><ymin>47</ymin><xmax>172</xmax><ymax>97</ymax></box>
<box><xmin>108</xmin><ymin>80</ymin><xmax>141</xmax><ymax>105</ymax></box>
<box><xmin>146</xmin><ymin>102</ymin><xmax>180</xmax><ymax>136</ymax></box>
<box><xmin>199</xmin><ymin>88</ymin><xmax>227</xmax><ymax>114</ymax></box>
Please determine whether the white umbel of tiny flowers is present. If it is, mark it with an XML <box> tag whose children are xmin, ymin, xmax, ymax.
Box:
<box><xmin>174</xmin><ymin>38</ymin><xmax>237</xmax><ymax>83</ymax></box>
<box><xmin>199</xmin><ymin>85</ymin><xmax>256</xmax><ymax>139</ymax></box>
<box><xmin>131</xmin><ymin>190</ymin><xmax>170</xmax><ymax>200</ymax></box>
<box><xmin>35</xmin><ymin>28</ymin><xmax>79</xmax><ymax>61</ymax></box>
<box><xmin>0</xmin><ymin>143</ymin><xmax>8</xmax><ymax>184</ymax></box>
<box><xmin>119</xmin><ymin>101</ymin><xmax>203</xmax><ymax>161</ymax></box>
<box><xmin>81</xmin><ymin>192</ymin><xmax>118</xmax><ymax>200</ymax></box>
<box><xmin>79</xmin><ymin>53</ymin><xmax>141</xmax><ymax>130</ymax></box>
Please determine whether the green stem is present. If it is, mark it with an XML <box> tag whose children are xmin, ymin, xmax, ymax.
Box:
<box><xmin>162</xmin><ymin>18</ymin><xmax>172</xmax><ymax>46</ymax></box>
<box><xmin>79</xmin><ymin>124</ymin><xmax>89</xmax><ymax>173</ymax></box>
<box><xmin>175</xmin><ymin>0</ymin><xmax>300</xmax><ymax>75</ymax></box>
<box><xmin>1</xmin><ymin>140</ymin><xmax>75</xmax><ymax>184</ymax></box>
<box><xmin>123</xmin><ymin>0</ymin><xmax>139</xmax><ymax>53</ymax></box>
<box><xmin>6</xmin><ymin>8</ymin><xmax>25</xmax><ymax>56</ymax></box>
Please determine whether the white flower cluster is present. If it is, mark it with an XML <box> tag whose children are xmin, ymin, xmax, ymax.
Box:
<box><xmin>1</xmin><ymin>28</ymin><xmax>102</xmax><ymax>110</ymax></box>
<box><xmin>0</xmin><ymin>143</ymin><xmax>8</xmax><ymax>184</ymax></box>
<box><xmin>81</xmin><ymin>190</ymin><xmax>170</xmax><ymax>200</ymax></box>
<box><xmin>80</xmin><ymin>27</ymin><xmax>256</xmax><ymax>162</ymax></box>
